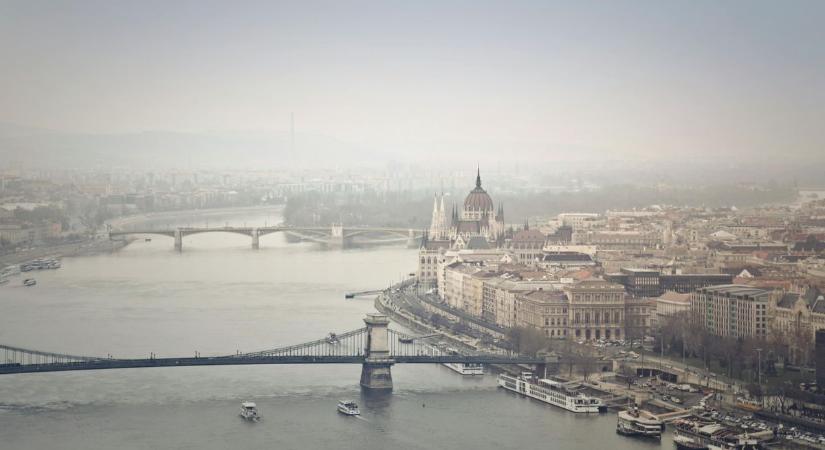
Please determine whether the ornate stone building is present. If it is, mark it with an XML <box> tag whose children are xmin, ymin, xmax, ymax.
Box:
<box><xmin>772</xmin><ymin>286</ymin><xmax>825</xmax><ymax>365</ymax></box>
<box><xmin>416</xmin><ymin>169</ymin><xmax>505</xmax><ymax>288</ymax></box>
<box><xmin>564</xmin><ymin>280</ymin><xmax>631</xmax><ymax>341</ymax></box>
<box><xmin>449</xmin><ymin>169</ymin><xmax>505</xmax><ymax>244</ymax></box>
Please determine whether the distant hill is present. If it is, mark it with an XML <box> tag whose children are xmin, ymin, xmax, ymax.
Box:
<box><xmin>0</xmin><ymin>123</ymin><xmax>373</xmax><ymax>170</ymax></box>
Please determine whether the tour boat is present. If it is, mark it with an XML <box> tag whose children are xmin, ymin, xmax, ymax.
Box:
<box><xmin>497</xmin><ymin>373</ymin><xmax>606</xmax><ymax>413</ymax></box>
<box><xmin>673</xmin><ymin>420</ymin><xmax>760</xmax><ymax>450</ymax></box>
<box><xmin>442</xmin><ymin>347</ymin><xmax>484</xmax><ymax>375</ymax></box>
<box><xmin>337</xmin><ymin>400</ymin><xmax>360</xmax><ymax>416</ymax></box>
<box><xmin>23</xmin><ymin>278</ymin><xmax>36</xmax><ymax>287</ymax></box>
<box><xmin>443</xmin><ymin>361</ymin><xmax>484</xmax><ymax>375</ymax></box>
<box><xmin>616</xmin><ymin>407</ymin><xmax>664</xmax><ymax>438</ymax></box>
<box><xmin>239</xmin><ymin>402</ymin><xmax>260</xmax><ymax>421</ymax></box>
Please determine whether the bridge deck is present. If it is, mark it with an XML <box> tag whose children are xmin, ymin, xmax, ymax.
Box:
<box><xmin>0</xmin><ymin>355</ymin><xmax>545</xmax><ymax>375</ymax></box>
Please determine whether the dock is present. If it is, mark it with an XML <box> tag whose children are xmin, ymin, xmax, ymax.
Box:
<box><xmin>345</xmin><ymin>289</ymin><xmax>383</xmax><ymax>299</ymax></box>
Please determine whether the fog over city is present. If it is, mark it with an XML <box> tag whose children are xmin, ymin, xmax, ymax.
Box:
<box><xmin>3</xmin><ymin>2</ymin><xmax>825</xmax><ymax>450</ymax></box>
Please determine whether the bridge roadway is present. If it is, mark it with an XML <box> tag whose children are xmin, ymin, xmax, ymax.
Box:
<box><xmin>0</xmin><ymin>354</ymin><xmax>545</xmax><ymax>375</ymax></box>
<box><xmin>0</xmin><ymin>317</ymin><xmax>545</xmax><ymax>390</ymax></box>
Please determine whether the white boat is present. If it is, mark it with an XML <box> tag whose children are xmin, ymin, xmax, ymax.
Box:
<box><xmin>497</xmin><ymin>373</ymin><xmax>606</xmax><ymax>413</ymax></box>
<box><xmin>443</xmin><ymin>361</ymin><xmax>484</xmax><ymax>375</ymax></box>
<box><xmin>442</xmin><ymin>347</ymin><xmax>484</xmax><ymax>375</ymax></box>
<box><xmin>239</xmin><ymin>402</ymin><xmax>260</xmax><ymax>421</ymax></box>
<box><xmin>337</xmin><ymin>400</ymin><xmax>360</xmax><ymax>416</ymax></box>
<box><xmin>616</xmin><ymin>407</ymin><xmax>664</xmax><ymax>438</ymax></box>
<box><xmin>23</xmin><ymin>278</ymin><xmax>36</xmax><ymax>287</ymax></box>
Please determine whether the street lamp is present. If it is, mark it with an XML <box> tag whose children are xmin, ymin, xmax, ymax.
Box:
<box><xmin>755</xmin><ymin>347</ymin><xmax>763</xmax><ymax>386</ymax></box>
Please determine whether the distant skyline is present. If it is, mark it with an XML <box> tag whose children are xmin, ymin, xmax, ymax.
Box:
<box><xmin>1</xmin><ymin>0</ymin><xmax>824</xmax><ymax>164</ymax></box>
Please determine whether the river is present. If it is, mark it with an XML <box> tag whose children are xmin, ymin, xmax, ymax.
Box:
<box><xmin>0</xmin><ymin>208</ymin><xmax>675</xmax><ymax>449</ymax></box>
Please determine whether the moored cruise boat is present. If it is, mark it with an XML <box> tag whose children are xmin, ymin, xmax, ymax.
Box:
<box><xmin>337</xmin><ymin>400</ymin><xmax>360</xmax><ymax>416</ymax></box>
<box><xmin>443</xmin><ymin>361</ymin><xmax>484</xmax><ymax>375</ymax></box>
<box><xmin>616</xmin><ymin>407</ymin><xmax>664</xmax><ymax>438</ymax></box>
<box><xmin>442</xmin><ymin>347</ymin><xmax>484</xmax><ymax>375</ymax></box>
<box><xmin>497</xmin><ymin>373</ymin><xmax>606</xmax><ymax>413</ymax></box>
<box><xmin>673</xmin><ymin>420</ymin><xmax>761</xmax><ymax>450</ymax></box>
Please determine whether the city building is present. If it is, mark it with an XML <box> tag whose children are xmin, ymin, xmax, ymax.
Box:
<box><xmin>449</xmin><ymin>169</ymin><xmax>505</xmax><ymax>244</ymax></box>
<box><xmin>772</xmin><ymin>287</ymin><xmax>825</xmax><ymax>365</ymax></box>
<box><xmin>417</xmin><ymin>169</ymin><xmax>506</xmax><ymax>289</ymax></box>
<box><xmin>690</xmin><ymin>285</ymin><xmax>771</xmax><ymax>339</ymax></box>
<box><xmin>606</xmin><ymin>268</ymin><xmax>732</xmax><ymax>297</ymax></box>
<box><xmin>537</xmin><ymin>251</ymin><xmax>596</xmax><ymax>268</ymax></box>
<box><xmin>564</xmin><ymin>280</ymin><xmax>629</xmax><ymax>341</ymax></box>
<box><xmin>509</xmin><ymin>225</ymin><xmax>546</xmax><ymax>264</ymax></box>
<box><xmin>654</xmin><ymin>291</ymin><xmax>691</xmax><ymax>328</ymax></box>
<box><xmin>515</xmin><ymin>289</ymin><xmax>569</xmax><ymax>338</ymax></box>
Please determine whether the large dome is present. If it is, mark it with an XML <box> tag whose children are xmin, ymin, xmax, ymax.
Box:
<box><xmin>464</xmin><ymin>170</ymin><xmax>494</xmax><ymax>211</ymax></box>
<box><xmin>464</xmin><ymin>187</ymin><xmax>494</xmax><ymax>210</ymax></box>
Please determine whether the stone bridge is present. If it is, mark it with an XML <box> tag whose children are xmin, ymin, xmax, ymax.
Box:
<box><xmin>108</xmin><ymin>224</ymin><xmax>424</xmax><ymax>251</ymax></box>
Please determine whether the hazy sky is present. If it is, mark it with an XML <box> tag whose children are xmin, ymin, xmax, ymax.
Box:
<box><xmin>1</xmin><ymin>0</ymin><xmax>824</xmax><ymax>162</ymax></box>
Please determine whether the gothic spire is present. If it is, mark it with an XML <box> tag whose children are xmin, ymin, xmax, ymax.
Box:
<box><xmin>475</xmin><ymin>166</ymin><xmax>482</xmax><ymax>189</ymax></box>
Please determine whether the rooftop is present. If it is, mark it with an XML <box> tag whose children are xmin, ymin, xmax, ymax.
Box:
<box><xmin>697</xmin><ymin>284</ymin><xmax>772</xmax><ymax>299</ymax></box>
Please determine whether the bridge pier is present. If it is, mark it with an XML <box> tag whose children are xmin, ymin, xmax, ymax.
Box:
<box><xmin>360</xmin><ymin>313</ymin><xmax>394</xmax><ymax>390</ymax></box>
<box><xmin>174</xmin><ymin>230</ymin><xmax>182</xmax><ymax>252</ymax></box>
<box><xmin>406</xmin><ymin>229</ymin><xmax>417</xmax><ymax>248</ymax></box>
<box><xmin>329</xmin><ymin>223</ymin><xmax>344</xmax><ymax>247</ymax></box>
<box><xmin>251</xmin><ymin>229</ymin><xmax>259</xmax><ymax>249</ymax></box>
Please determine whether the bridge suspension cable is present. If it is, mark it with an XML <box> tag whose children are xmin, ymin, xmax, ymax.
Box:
<box><xmin>0</xmin><ymin>344</ymin><xmax>104</xmax><ymax>366</ymax></box>
<box><xmin>235</xmin><ymin>327</ymin><xmax>369</xmax><ymax>359</ymax></box>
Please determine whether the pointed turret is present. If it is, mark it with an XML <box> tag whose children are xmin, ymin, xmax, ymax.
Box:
<box><xmin>524</xmin><ymin>218</ymin><xmax>529</xmax><ymax>231</ymax></box>
<box><xmin>438</xmin><ymin>194</ymin><xmax>447</xmax><ymax>239</ymax></box>
<box><xmin>475</xmin><ymin>167</ymin><xmax>482</xmax><ymax>189</ymax></box>
<box><xmin>429</xmin><ymin>194</ymin><xmax>440</xmax><ymax>238</ymax></box>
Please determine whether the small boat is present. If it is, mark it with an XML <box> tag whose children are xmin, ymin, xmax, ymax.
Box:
<box><xmin>337</xmin><ymin>400</ymin><xmax>360</xmax><ymax>416</ymax></box>
<box><xmin>344</xmin><ymin>293</ymin><xmax>355</xmax><ymax>299</ymax></box>
<box><xmin>239</xmin><ymin>402</ymin><xmax>260</xmax><ymax>421</ymax></box>
<box><xmin>145</xmin><ymin>238</ymin><xmax>152</xmax><ymax>242</ymax></box>
<box><xmin>23</xmin><ymin>278</ymin><xmax>36</xmax><ymax>287</ymax></box>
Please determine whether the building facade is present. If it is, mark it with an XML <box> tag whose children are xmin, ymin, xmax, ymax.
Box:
<box><xmin>690</xmin><ymin>285</ymin><xmax>771</xmax><ymax>339</ymax></box>
<box><xmin>564</xmin><ymin>280</ymin><xmax>628</xmax><ymax>341</ymax></box>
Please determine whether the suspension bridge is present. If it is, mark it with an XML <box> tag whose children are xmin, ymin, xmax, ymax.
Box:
<box><xmin>0</xmin><ymin>314</ymin><xmax>546</xmax><ymax>390</ymax></box>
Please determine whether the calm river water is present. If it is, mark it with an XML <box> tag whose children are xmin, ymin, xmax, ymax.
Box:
<box><xmin>0</xmin><ymin>208</ymin><xmax>674</xmax><ymax>449</ymax></box>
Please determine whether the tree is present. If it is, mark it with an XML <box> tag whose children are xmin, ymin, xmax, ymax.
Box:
<box><xmin>507</xmin><ymin>326</ymin><xmax>549</xmax><ymax>356</ymax></box>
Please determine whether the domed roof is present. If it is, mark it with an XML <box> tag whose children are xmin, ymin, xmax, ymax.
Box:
<box><xmin>464</xmin><ymin>170</ymin><xmax>494</xmax><ymax>211</ymax></box>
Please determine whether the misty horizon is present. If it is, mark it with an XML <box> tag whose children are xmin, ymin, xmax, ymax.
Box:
<box><xmin>2</xmin><ymin>0</ymin><xmax>824</xmax><ymax>173</ymax></box>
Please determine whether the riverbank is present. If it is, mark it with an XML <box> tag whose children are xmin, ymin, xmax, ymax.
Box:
<box><xmin>0</xmin><ymin>238</ymin><xmax>128</xmax><ymax>267</ymax></box>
